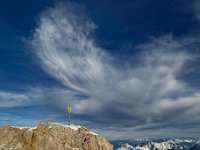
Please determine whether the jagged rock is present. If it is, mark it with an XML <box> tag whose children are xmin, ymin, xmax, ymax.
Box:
<box><xmin>0</xmin><ymin>123</ymin><xmax>113</xmax><ymax>150</ymax></box>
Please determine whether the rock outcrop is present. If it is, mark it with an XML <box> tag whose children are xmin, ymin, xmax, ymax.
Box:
<box><xmin>0</xmin><ymin>123</ymin><xmax>113</xmax><ymax>150</ymax></box>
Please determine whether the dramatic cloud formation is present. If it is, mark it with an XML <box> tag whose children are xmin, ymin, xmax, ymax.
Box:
<box><xmin>29</xmin><ymin>2</ymin><xmax>200</xmax><ymax>139</ymax></box>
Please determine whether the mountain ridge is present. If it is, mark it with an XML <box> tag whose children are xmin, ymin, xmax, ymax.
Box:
<box><xmin>115</xmin><ymin>139</ymin><xmax>200</xmax><ymax>150</ymax></box>
<box><xmin>0</xmin><ymin>122</ymin><xmax>113</xmax><ymax>150</ymax></box>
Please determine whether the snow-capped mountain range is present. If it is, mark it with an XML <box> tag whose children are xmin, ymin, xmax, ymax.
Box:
<box><xmin>114</xmin><ymin>139</ymin><xmax>200</xmax><ymax>150</ymax></box>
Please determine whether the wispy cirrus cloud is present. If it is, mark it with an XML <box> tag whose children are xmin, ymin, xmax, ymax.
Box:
<box><xmin>0</xmin><ymin>91</ymin><xmax>29</xmax><ymax>107</ymax></box>
<box><xmin>29</xmin><ymin>2</ymin><xmax>200</xmax><ymax>139</ymax></box>
<box><xmin>0</xmin><ymin>90</ymin><xmax>40</xmax><ymax>107</ymax></box>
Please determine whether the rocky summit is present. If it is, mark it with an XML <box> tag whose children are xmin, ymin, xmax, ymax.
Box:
<box><xmin>0</xmin><ymin>123</ymin><xmax>113</xmax><ymax>150</ymax></box>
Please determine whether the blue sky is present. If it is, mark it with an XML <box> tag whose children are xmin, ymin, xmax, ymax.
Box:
<box><xmin>1</xmin><ymin>0</ymin><xmax>200</xmax><ymax>140</ymax></box>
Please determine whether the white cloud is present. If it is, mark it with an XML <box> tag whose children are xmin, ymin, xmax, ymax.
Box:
<box><xmin>94</xmin><ymin>123</ymin><xmax>200</xmax><ymax>140</ymax></box>
<box><xmin>30</xmin><ymin>2</ymin><xmax>200</xmax><ymax>139</ymax></box>
<box><xmin>0</xmin><ymin>88</ymin><xmax>43</xmax><ymax>108</ymax></box>
<box><xmin>32</xmin><ymin>3</ymin><xmax>111</xmax><ymax>95</ymax></box>
<box><xmin>0</xmin><ymin>91</ymin><xmax>32</xmax><ymax>107</ymax></box>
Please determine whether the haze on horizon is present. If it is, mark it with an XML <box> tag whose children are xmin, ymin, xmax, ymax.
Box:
<box><xmin>1</xmin><ymin>0</ymin><xmax>200</xmax><ymax>140</ymax></box>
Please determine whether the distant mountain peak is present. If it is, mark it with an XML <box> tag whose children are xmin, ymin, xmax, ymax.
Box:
<box><xmin>116</xmin><ymin>138</ymin><xmax>200</xmax><ymax>150</ymax></box>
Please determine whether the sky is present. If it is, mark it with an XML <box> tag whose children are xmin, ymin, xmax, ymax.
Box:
<box><xmin>1</xmin><ymin>0</ymin><xmax>200</xmax><ymax>140</ymax></box>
